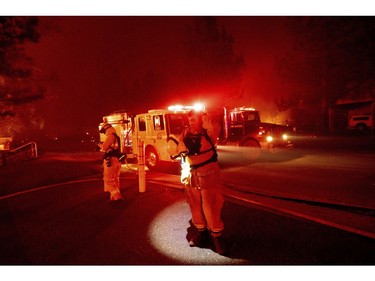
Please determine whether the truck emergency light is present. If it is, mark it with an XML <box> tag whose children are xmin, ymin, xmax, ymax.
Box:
<box><xmin>103</xmin><ymin>113</ymin><xmax>130</xmax><ymax>123</ymax></box>
<box><xmin>233</xmin><ymin>107</ymin><xmax>256</xmax><ymax>112</ymax></box>
<box><xmin>168</xmin><ymin>103</ymin><xmax>205</xmax><ymax>112</ymax></box>
<box><xmin>168</xmin><ymin>105</ymin><xmax>185</xmax><ymax>111</ymax></box>
<box><xmin>192</xmin><ymin>103</ymin><xmax>205</xmax><ymax>111</ymax></box>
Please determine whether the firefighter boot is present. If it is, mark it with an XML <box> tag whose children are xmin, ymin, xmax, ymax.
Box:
<box><xmin>188</xmin><ymin>229</ymin><xmax>209</xmax><ymax>247</ymax></box>
<box><xmin>211</xmin><ymin>232</ymin><xmax>226</xmax><ymax>256</ymax></box>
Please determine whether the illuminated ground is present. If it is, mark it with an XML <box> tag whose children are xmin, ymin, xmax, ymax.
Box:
<box><xmin>1</xmin><ymin>150</ymin><xmax>375</xmax><ymax>265</ymax></box>
<box><xmin>148</xmin><ymin>199</ymin><xmax>247</xmax><ymax>264</ymax></box>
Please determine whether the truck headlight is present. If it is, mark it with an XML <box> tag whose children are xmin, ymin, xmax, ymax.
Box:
<box><xmin>282</xmin><ymin>134</ymin><xmax>288</xmax><ymax>140</ymax></box>
<box><xmin>266</xmin><ymin>135</ymin><xmax>273</xmax><ymax>142</ymax></box>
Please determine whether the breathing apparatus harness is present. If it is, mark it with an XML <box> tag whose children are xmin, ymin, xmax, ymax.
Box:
<box><xmin>103</xmin><ymin>133</ymin><xmax>126</xmax><ymax>166</ymax></box>
<box><xmin>182</xmin><ymin>128</ymin><xmax>218</xmax><ymax>170</ymax></box>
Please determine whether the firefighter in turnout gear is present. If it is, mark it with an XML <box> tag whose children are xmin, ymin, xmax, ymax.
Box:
<box><xmin>175</xmin><ymin>109</ymin><xmax>226</xmax><ymax>255</ymax></box>
<box><xmin>98</xmin><ymin>123</ymin><xmax>124</xmax><ymax>202</ymax></box>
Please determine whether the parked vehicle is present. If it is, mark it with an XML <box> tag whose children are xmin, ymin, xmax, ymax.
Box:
<box><xmin>99</xmin><ymin>104</ymin><xmax>293</xmax><ymax>169</ymax></box>
<box><xmin>348</xmin><ymin>115</ymin><xmax>374</xmax><ymax>131</ymax></box>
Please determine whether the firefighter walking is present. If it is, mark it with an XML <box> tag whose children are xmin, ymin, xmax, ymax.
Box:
<box><xmin>98</xmin><ymin>123</ymin><xmax>124</xmax><ymax>202</ymax></box>
<box><xmin>169</xmin><ymin>109</ymin><xmax>226</xmax><ymax>255</ymax></box>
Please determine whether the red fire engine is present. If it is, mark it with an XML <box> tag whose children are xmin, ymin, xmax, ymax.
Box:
<box><xmin>99</xmin><ymin>104</ymin><xmax>292</xmax><ymax>169</ymax></box>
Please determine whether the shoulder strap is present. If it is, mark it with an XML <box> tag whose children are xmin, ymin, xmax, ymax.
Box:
<box><xmin>202</xmin><ymin>129</ymin><xmax>214</xmax><ymax>147</ymax></box>
<box><xmin>197</xmin><ymin>129</ymin><xmax>218</xmax><ymax>156</ymax></box>
<box><xmin>111</xmin><ymin>133</ymin><xmax>121</xmax><ymax>151</ymax></box>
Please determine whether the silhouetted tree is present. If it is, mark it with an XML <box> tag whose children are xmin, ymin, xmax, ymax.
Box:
<box><xmin>277</xmin><ymin>16</ymin><xmax>375</xmax><ymax>132</ymax></box>
<box><xmin>0</xmin><ymin>16</ymin><xmax>44</xmax><ymax>137</ymax></box>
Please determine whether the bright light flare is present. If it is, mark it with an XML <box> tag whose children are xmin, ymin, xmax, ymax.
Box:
<box><xmin>192</xmin><ymin>102</ymin><xmax>205</xmax><ymax>112</ymax></box>
<box><xmin>233</xmin><ymin>106</ymin><xmax>256</xmax><ymax>112</ymax></box>
<box><xmin>167</xmin><ymin>103</ymin><xmax>206</xmax><ymax>112</ymax></box>
<box><xmin>168</xmin><ymin>104</ymin><xmax>184</xmax><ymax>111</ymax></box>
<box><xmin>180</xmin><ymin>161</ymin><xmax>190</xmax><ymax>184</ymax></box>
<box><xmin>266</xmin><ymin>135</ymin><xmax>273</xmax><ymax>142</ymax></box>
<box><xmin>282</xmin><ymin>134</ymin><xmax>288</xmax><ymax>141</ymax></box>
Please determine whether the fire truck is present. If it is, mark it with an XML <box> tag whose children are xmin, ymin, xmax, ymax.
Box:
<box><xmin>99</xmin><ymin>111</ymin><xmax>133</xmax><ymax>155</ymax></box>
<box><xmin>99</xmin><ymin>105</ymin><xmax>292</xmax><ymax>169</ymax></box>
<box><xmin>212</xmin><ymin>106</ymin><xmax>293</xmax><ymax>160</ymax></box>
<box><xmin>98</xmin><ymin>106</ymin><xmax>191</xmax><ymax>169</ymax></box>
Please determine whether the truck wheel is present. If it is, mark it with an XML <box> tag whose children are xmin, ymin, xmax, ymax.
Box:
<box><xmin>241</xmin><ymin>139</ymin><xmax>261</xmax><ymax>161</ymax></box>
<box><xmin>145</xmin><ymin>147</ymin><xmax>159</xmax><ymax>170</ymax></box>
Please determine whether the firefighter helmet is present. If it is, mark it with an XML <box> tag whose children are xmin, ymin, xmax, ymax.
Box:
<box><xmin>99</xmin><ymin>123</ymin><xmax>112</xmax><ymax>134</ymax></box>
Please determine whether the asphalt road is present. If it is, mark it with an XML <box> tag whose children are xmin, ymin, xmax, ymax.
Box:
<box><xmin>1</xmin><ymin>173</ymin><xmax>375</xmax><ymax>265</ymax></box>
<box><xmin>0</xmin><ymin>135</ymin><xmax>375</xmax><ymax>267</ymax></box>
<box><xmin>218</xmin><ymin>134</ymin><xmax>375</xmax><ymax>241</ymax></box>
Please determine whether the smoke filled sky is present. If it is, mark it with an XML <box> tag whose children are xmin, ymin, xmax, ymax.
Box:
<box><xmin>25</xmin><ymin>16</ymin><xmax>293</xmax><ymax>136</ymax></box>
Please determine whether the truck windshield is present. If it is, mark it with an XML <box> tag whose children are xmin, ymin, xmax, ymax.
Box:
<box><xmin>167</xmin><ymin>113</ymin><xmax>188</xmax><ymax>135</ymax></box>
<box><xmin>242</xmin><ymin>111</ymin><xmax>259</xmax><ymax>122</ymax></box>
<box><xmin>229</xmin><ymin>111</ymin><xmax>259</xmax><ymax>123</ymax></box>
